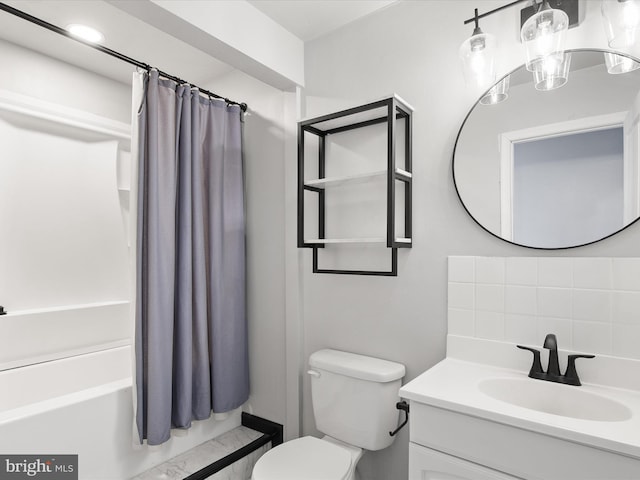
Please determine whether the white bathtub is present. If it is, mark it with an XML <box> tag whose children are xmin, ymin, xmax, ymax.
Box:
<box><xmin>0</xmin><ymin>346</ymin><xmax>241</xmax><ymax>479</ymax></box>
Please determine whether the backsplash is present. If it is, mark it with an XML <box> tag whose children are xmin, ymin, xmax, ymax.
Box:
<box><xmin>448</xmin><ymin>257</ymin><xmax>640</xmax><ymax>360</ymax></box>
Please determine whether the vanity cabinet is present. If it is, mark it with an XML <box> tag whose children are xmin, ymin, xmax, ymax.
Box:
<box><xmin>401</xmin><ymin>359</ymin><xmax>640</xmax><ymax>480</ymax></box>
<box><xmin>297</xmin><ymin>95</ymin><xmax>413</xmax><ymax>276</ymax></box>
<box><xmin>406</xmin><ymin>398</ymin><xmax>640</xmax><ymax>480</ymax></box>
<box><xmin>409</xmin><ymin>443</ymin><xmax>518</xmax><ymax>480</ymax></box>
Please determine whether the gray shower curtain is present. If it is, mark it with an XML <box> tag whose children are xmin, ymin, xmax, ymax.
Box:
<box><xmin>134</xmin><ymin>70</ymin><xmax>248</xmax><ymax>445</ymax></box>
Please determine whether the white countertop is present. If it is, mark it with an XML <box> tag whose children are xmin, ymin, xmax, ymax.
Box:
<box><xmin>400</xmin><ymin>357</ymin><xmax>640</xmax><ymax>459</ymax></box>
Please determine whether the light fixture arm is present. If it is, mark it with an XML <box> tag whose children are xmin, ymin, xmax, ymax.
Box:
<box><xmin>463</xmin><ymin>0</ymin><xmax>528</xmax><ymax>26</ymax></box>
<box><xmin>538</xmin><ymin>0</ymin><xmax>552</xmax><ymax>13</ymax></box>
<box><xmin>472</xmin><ymin>8</ymin><xmax>482</xmax><ymax>35</ymax></box>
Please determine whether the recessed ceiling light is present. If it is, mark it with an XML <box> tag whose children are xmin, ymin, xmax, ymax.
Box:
<box><xmin>66</xmin><ymin>24</ymin><xmax>105</xmax><ymax>44</ymax></box>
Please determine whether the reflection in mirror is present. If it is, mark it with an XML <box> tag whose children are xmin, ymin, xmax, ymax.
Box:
<box><xmin>453</xmin><ymin>49</ymin><xmax>640</xmax><ymax>249</ymax></box>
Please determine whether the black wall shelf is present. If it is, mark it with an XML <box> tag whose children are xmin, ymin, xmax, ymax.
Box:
<box><xmin>297</xmin><ymin>95</ymin><xmax>413</xmax><ymax>276</ymax></box>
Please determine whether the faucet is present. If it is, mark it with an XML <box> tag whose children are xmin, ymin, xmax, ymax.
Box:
<box><xmin>543</xmin><ymin>333</ymin><xmax>561</xmax><ymax>377</ymax></box>
<box><xmin>517</xmin><ymin>333</ymin><xmax>595</xmax><ymax>386</ymax></box>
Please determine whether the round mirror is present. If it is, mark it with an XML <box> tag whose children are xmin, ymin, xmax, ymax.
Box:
<box><xmin>453</xmin><ymin>49</ymin><xmax>640</xmax><ymax>249</ymax></box>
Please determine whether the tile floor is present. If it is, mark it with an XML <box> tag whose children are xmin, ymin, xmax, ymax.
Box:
<box><xmin>132</xmin><ymin>426</ymin><xmax>269</xmax><ymax>480</ymax></box>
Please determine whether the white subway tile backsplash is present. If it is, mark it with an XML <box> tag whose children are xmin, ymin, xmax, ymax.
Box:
<box><xmin>537</xmin><ymin>317</ymin><xmax>572</xmax><ymax>349</ymax></box>
<box><xmin>448</xmin><ymin>282</ymin><xmax>474</xmax><ymax>310</ymax></box>
<box><xmin>476</xmin><ymin>311</ymin><xmax>504</xmax><ymax>340</ymax></box>
<box><xmin>573</xmin><ymin>321</ymin><xmax>612</xmax><ymax>355</ymax></box>
<box><xmin>448</xmin><ymin>308</ymin><xmax>474</xmax><ymax>336</ymax></box>
<box><xmin>612</xmin><ymin>291</ymin><xmax>640</xmax><ymax>324</ymax></box>
<box><xmin>537</xmin><ymin>287</ymin><xmax>572</xmax><ymax>319</ymax></box>
<box><xmin>448</xmin><ymin>256</ymin><xmax>474</xmax><ymax>283</ymax></box>
<box><xmin>612</xmin><ymin>258</ymin><xmax>640</xmax><ymax>291</ymax></box>
<box><xmin>613</xmin><ymin>324</ymin><xmax>640</xmax><ymax>359</ymax></box>
<box><xmin>505</xmin><ymin>257</ymin><xmax>537</xmax><ymax>286</ymax></box>
<box><xmin>475</xmin><ymin>257</ymin><xmax>505</xmax><ymax>284</ymax></box>
<box><xmin>476</xmin><ymin>284</ymin><xmax>504</xmax><ymax>312</ymax></box>
<box><xmin>505</xmin><ymin>314</ymin><xmax>538</xmax><ymax>345</ymax></box>
<box><xmin>572</xmin><ymin>289</ymin><xmax>611</xmax><ymax>323</ymax></box>
<box><xmin>448</xmin><ymin>256</ymin><xmax>640</xmax><ymax>363</ymax></box>
<box><xmin>573</xmin><ymin>258</ymin><xmax>612</xmax><ymax>290</ymax></box>
<box><xmin>538</xmin><ymin>257</ymin><xmax>573</xmax><ymax>287</ymax></box>
<box><xmin>505</xmin><ymin>285</ymin><xmax>537</xmax><ymax>315</ymax></box>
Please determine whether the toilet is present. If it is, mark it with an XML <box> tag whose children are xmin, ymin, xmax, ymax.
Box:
<box><xmin>252</xmin><ymin>349</ymin><xmax>405</xmax><ymax>480</ymax></box>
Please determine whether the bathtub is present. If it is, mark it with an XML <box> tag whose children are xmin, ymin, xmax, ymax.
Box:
<box><xmin>0</xmin><ymin>346</ymin><xmax>241</xmax><ymax>479</ymax></box>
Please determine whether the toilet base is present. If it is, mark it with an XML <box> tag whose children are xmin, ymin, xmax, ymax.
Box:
<box><xmin>321</xmin><ymin>436</ymin><xmax>363</xmax><ymax>480</ymax></box>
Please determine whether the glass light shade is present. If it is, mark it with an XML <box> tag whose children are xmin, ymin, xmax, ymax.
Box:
<box><xmin>459</xmin><ymin>30</ymin><xmax>497</xmax><ymax>90</ymax></box>
<box><xmin>521</xmin><ymin>4</ymin><xmax>569</xmax><ymax>72</ymax></box>
<box><xmin>480</xmin><ymin>75</ymin><xmax>510</xmax><ymax>105</ymax></box>
<box><xmin>532</xmin><ymin>52</ymin><xmax>572</xmax><ymax>91</ymax></box>
<box><xmin>604</xmin><ymin>51</ymin><xmax>640</xmax><ymax>73</ymax></box>
<box><xmin>602</xmin><ymin>0</ymin><xmax>640</xmax><ymax>48</ymax></box>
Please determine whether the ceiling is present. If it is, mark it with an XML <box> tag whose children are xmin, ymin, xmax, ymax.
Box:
<box><xmin>247</xmin><ymin>0</ymin><xmax>397</xmax><ymax>42</ymax></box>
<box><xmin>0</xmin><ymin>0</ymin><xmax>397</xmax><ymax>86</ymax></box>
<box><xmin>0</xmin><ymin>0</ymin><xmax>234</xmax><ymax>86</ymax></box>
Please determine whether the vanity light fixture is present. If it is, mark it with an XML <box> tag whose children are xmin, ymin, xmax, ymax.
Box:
<box><xmin>480</xmin><ymin>75</ymin><xmax>510</xmax><ymax>105</ymax></box>
<box><xmin>521</xmin><ymin>0</ymin><xmax>569</xmax><ymax>73</ymax></box>
<box><xmin>601</xmin><ymin>0</ymin><xmax>640</xmax><ymax>49</ymax></box>
<box><xmin>460</xmin><ymin>0</ymin><xmax>581</xmax><ymax>99</ymax></box>
<box><xmin>66</xmin><ymin>24</ymin><xmax>105</xmax><ymax>44</ymax></box>
<box><xmin>604</xmin><ymin>51</ymin><xmax>640</xmax><ymax>73</ymax></box>
<box><xmin>531</xmin><ymin>51</ymin><xmax>572</xmax><ymax>90</ymax></box>
<box><xmin>459</xmin><ymin>8</ymin><xmax>497</xmax><ymax>91</ymax></box>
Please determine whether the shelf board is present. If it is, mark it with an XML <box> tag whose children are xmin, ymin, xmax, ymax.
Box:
<box><xmin>299</xmin><ymin>94</ymin><xmax>415</xmax><ymax>134</ymax></box>
<box><xmin>304</xmin><ymin>237</ymin><xmax>411</xmax><ymax>245</ymax></box>
<box><xmin>305</xmin><ymin>168</ymin><xmax>411</xmax><ymax>189</ymax></box>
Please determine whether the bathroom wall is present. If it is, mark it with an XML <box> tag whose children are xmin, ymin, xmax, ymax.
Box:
<box><xmin>299</xmin><ymin>2</ymin><xmax>640</xmax><ymax>480</ymax></box>
<box><xmin>0</xmin><ymin>38</ymin><xmax>133</xmax><ymax>368</ymax></box>
<box><xmin>0</xmin><ymin>39</ymin><xmax>132</xmax><ymax>123</ymax></box>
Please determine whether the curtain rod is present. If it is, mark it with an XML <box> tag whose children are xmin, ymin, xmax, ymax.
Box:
<box><xmin>0</xmin><ymin>2</ymin><xmax>248</xmax><ymax>112</ymax></box>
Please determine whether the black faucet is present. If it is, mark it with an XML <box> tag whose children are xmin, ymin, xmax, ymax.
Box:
<box><xmin>517</xmin><ymin>333</ymin><xmax>595</xmax><ymax>386</ymax></box>
<box><xmin>543</xmin><ymin>333</ymin><xmax>561</xmax><ymax>377</ymax></box>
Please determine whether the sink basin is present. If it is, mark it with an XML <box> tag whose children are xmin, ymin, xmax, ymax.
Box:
<box><xmin>478</xmin><ymin>377</ymin><xmax>632</xmax><ymax>422</ymax></box>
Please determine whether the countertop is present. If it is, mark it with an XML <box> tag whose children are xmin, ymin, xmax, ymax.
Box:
<box><xmin>400</xmin><ymin>358</ymin><xmax>640</xmax><ymax>459</ymax></box>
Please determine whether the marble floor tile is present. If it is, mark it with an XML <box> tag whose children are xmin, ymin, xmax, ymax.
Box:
<box><xmin>132</xmin><ymin>426</ymin><xmax>268</xmax><ymax>480</ymax></box>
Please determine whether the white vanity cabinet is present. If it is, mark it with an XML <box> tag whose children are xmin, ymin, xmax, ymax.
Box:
<box><xmin>401</xmin><ymin>359</ymin><xmax>640</xmax><ymax>480</ymax></box>
<box><xmin>409</xmin><ymin>442</ymin><xmax>517</xmax><ymax>480</ymax></box>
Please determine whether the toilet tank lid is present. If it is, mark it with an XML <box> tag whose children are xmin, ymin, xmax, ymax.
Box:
<box><xmin>309</xmin><ymin>349</ymin><xmax>405</xmax><ymax>382</ymax></box>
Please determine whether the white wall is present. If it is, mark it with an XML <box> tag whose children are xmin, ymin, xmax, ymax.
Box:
<box><xmin>0</xmin><ymin>39</ymin><xmax>133</xmax><ymax>368</ymax></box>
<box><xmin>0</xmin><ymin>39</ymin><xmax>132</xmax><ymax>123</ymax></box>
<box><xmin>299</xmin><ymin>2</ymin><xmax>640</xmax><ymax>480</ymax></box>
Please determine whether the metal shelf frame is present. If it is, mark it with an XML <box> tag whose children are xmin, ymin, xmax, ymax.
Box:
<box><xmin>297</xmin><ymin>96</ymin><xmax>413</xmax><ymax>276</ymax></box>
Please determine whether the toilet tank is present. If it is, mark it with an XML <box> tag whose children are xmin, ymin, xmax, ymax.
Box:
<box><xmin>308</xmin><ymin>349</ymin><xmax>406</xmax><ymax>451</ymax></box>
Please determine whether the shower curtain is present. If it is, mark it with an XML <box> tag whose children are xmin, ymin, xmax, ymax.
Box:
<box><xmin>132</xmin><ymin>70</ymin><xmax>249</xmax><ymax>445</ymax></box>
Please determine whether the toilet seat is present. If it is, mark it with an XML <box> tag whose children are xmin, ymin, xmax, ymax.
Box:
<box><xmin>252</xmin><ymin>436</ymin><xmax>352</xmax><ymax>480</ymax></box>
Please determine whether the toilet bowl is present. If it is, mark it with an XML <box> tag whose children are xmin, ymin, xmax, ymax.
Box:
<box><xmin>251</xmin><ymin>435</ymin><xmax>362</xmax><ymax>480</ymax></box>
<box><xmin>251</xmin><ymin>349</ymin><xmax>405</xmax><ymax>480</ymax></box>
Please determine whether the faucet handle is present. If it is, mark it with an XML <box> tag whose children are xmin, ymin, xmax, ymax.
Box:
<box><xmin>517</xmin><ymin>345</ymin><xmax>544</xmax><ymax>377</ymax></box>
<box><xmin>564</xmin><ymin>354</ymin><xmax>595</xmax><ymax>386</ymax></box>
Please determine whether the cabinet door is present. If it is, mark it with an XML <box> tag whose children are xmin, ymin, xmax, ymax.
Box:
<box><xmin>409</xmin><ymin>443</ymin><xmax>520</xmax><ymax>480</ymax></box>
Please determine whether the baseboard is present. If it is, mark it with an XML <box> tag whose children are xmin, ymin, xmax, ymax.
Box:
<box><xmin>241</xmin><ymin>412</ymin><xmax>284</xmax><ymax>447</ymax></box>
